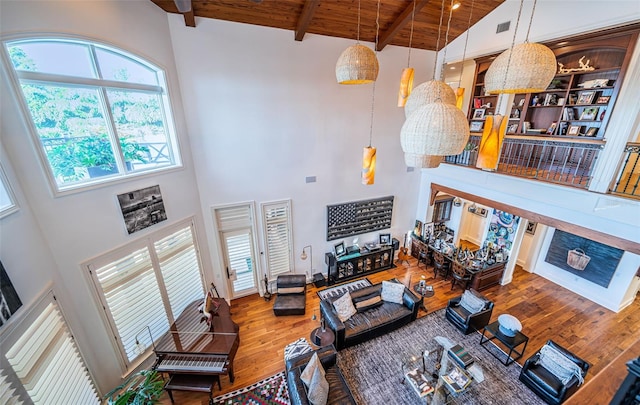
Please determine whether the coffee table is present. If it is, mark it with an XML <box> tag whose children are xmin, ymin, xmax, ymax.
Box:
<box><xmin>479</xmin><ymin>320</ymin><xmax>529</xmax><ymax>366</ymax></box>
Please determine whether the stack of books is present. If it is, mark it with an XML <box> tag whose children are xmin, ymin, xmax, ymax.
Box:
<box><xmin>442</xmin><ymin>367</ymin><xmax>472</xmax><ymax>393</ymax></box>
<box><xmin>448</xmin><ymin>344</ymin><xmax>474</xmax><ymax>369</ymax></box>
<box><xmin>405</xmin><ymin>368</ymin><xmax>434</xmax><ymax>398</ymax></box>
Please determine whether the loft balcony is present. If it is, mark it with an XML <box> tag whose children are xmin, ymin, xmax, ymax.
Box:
<box><xmin>610</xmin><ymin>141</ymin><xmax>640</xmax><ymax>200</ymax></box>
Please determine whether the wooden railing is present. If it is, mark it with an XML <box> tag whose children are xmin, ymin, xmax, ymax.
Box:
<box><xmin>610</xmin><ymin>142</ymin><xmax>640</xmax><ymax>199</ymax></box>
<box><xmin>445</xmin><ymin>135</ymin><xmax>604</xmax><ymax>189</ymax></box>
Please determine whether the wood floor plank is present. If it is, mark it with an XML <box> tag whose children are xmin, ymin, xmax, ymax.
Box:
<box><xmin>157</xmin><ymin>258</ymin><xmax>640</xmax><ymax>404</ymax></box>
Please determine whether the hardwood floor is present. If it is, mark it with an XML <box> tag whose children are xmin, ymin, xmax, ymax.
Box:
<box><xmin>159</xmin><ymin>258</ymin><xmax>640</xmax><ymax>404</ymax></box>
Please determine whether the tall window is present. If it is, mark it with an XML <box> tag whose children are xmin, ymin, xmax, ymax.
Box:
<box><xmin>2</xmin><ymin>38</ymin><xmax>180</xmax><ymax>192</ymax></box>
<box><xmin>261</xmin><ymin>200</ymin><xmax>293</xmax><ymax>279</ymax></box>
<box><xmin>85</xmin><ymin>219</ymin><xmax>205</xmax><ymax>368</ymax></box>
<box><xmin>1</xmin><ymin>290</ymin><xmax>100</xmax><ymax>405</ymax></box>
<box><xmin>0</xmin><ymin>161</ymin><xmax>18</xmax><ymax>219</ymax></box>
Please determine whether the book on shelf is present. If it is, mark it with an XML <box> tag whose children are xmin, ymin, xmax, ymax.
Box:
<box><xmin>448</xmin><ymin>344</ymin><xmax>474</xmax><ymax>369</ymax></box>
<box><xmin>405</xmin><ymin>368</ymin><xmax>435</xmax><ymax>397</ymax></box>
<box><xmin>442</xmin><ymin>367</ymin><xmax>472</xmax><ymax>393</ymax></box>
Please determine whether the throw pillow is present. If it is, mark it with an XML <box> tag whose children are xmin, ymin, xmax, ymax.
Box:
<box><xmin>306</xmin><ymin>360</ymin><xmax>329</xmax><ymax>405</ymax></box>
<box><xmin>352</xmin><ymin>291</ymin><xmax>383</xmax><ymax>312</ymax></box>
<box><xmin>332</xmin><ymin>292</ymin><xmax>357</xmax><ymax>322</ymax></box>
<box><xmin>459</xmin><ymin>290</ymin><xmax>486</xmax><ymax>314</ymax></box>
<box><xmin>300</xmin><ymin>352</ymin><xmax>325</xmax><ymax>386</ymax></box>
<box><xmin>538</xmin><ymin>344</ymin><xmax>585</xmax><ymax>385</ymax></box>
<box><xmin>381</xmin><ymin>280</ymin><xmax>405</xmax><ymax>304</ymax></box>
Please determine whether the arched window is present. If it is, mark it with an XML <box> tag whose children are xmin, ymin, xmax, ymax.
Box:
<box><xmin>2</xmin><ymin>38</ymin><xmax>181</xmax><ymax>192</ymax></box>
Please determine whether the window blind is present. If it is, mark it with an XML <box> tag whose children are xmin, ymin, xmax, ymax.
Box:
<box><xmin>262</xmin><ymin>200</ymin><xmax>293</xmax><ymax>278</ymax></box>
<box><xmin>0</xmin><ymin>367</ymin><xmax>24</xmax><ymax>405</ymax></box>
<box><xmin>3</xmin><ymin>291</ymin><xmax>99</xmax><ymax>405</ymax></box>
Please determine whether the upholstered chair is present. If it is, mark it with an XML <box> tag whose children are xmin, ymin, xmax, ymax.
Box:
<box><xmin>273</xmin><ymin>274</ymin><xmax>307</xmax><ymax>316</ymax></box>
<box><xmin>445</xmin><ymin>289</ymin><xmax>494</xmax><ymax>334</ymax></box>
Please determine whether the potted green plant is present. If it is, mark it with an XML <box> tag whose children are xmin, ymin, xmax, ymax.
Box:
<box><xmin>104</xmin><ymin>369</ymin><xmax>164</xmax><ymax>405</ymax></box>
<box><xmin>75</xmin><ymin>136</ymin><xmax>118</xmax><ymax>178</ymax></box>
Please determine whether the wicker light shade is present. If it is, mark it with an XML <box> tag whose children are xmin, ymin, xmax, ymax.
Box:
<box><xmin>484</xmin><ymin>42</ymin><xmax>557</xmax><ymax>94</ymax></box>
<box><xmin>404</xmin><ymin>153</ymin><xmax>442</xmax><ymax>168</ymax></box>
<box><xmin>397</xmin><ymin>68</ymin><xmax>415</xmax><ymax>107</ymax></box>
<box><xmin>404</xmin><ymin>80</ymin><xmax>456</xmax><ymax>118</ymax></box>
<box><xmin>336</xmin><ymin>44</ymin><xmax>379</xmax><ymax>84</ymax></box>
<box><xmin>401</xmin><ymin>101</ymin><xmax>470</xmax><ymax>156</ymax></box>
<box><xmin>476</xmin><ymin>114</ymin><xmax>508</xmax><ymax>170</ymax></box>
<box><xmin>362</xmin><ymin>146</ymin><xmax>377</xmax><ymax>185</ymax></box>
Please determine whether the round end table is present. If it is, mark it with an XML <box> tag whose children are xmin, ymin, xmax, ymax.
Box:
<box><xmin>413</xmin><ymin>283</ymin><xmax>435</xmax><ymax>312</ymax></box>
<box><xmin>310</xmin><ymin>327</ymin><xmax>335</xmax><ymax>347</ymax></box>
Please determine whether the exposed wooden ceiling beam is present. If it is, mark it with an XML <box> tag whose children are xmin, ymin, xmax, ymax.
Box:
<box><xmin>377</xmin><ymin>0</ymin><xmax>431</xmax><ymax>51</ymax></box>
<box><xmin>183</xmin><ymin>9</ymin><xmax>196</xmax><ymax>27</ymax></box>
<box><xmin>431</xmin><ymin>183</ymin><xmax>640</xmax><ymax>255</ymax></box>
<box><xmin>295</xmin><ymin>0</ymin><xmax>320</xmax><ymax>42</ymax></box>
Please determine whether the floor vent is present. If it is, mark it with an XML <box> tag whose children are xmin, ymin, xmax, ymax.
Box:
<box><xmin>496</xmin><ymin>21</ymin><xmax>510</xmax><ymax>33</ymax></box>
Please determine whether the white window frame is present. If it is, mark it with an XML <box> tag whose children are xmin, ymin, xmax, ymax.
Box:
<box><xmin>0</xmin><ymin>161</ymin><xmax>19</xmax><ymax>219</ymax></box>
<box><xmin>83</xmin><ymin>217</ymin><xmax>206</xmax><ymax>372</ymax></box>
<box><xmin>261</xmin><ymin>199</ymin><xmax>294</xmax><ymax>280</ymax></box>
<box><xmin>0</xmin><ymin>289</ymin><xmax>101</xmax><ymax>404</ymax></box>
<box><xmin>0</xmin><ymin>35</ymin><xmax>182</xmax><ymax>196</ymax></box>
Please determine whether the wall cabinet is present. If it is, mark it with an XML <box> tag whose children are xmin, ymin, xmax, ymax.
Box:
<box><xmin>325</xmin><ymin>245</ymin><xmax>395</xmax><ymax>285</ymax></box>
<box><xmin>469</xmin><ymin>29</ymin><xmax>638</xmax><ymax>140</ymax></box>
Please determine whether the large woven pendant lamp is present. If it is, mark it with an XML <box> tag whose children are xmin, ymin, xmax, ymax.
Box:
<box><xmin>404</xmin><ymin>80</ymin><xmax>457</xmax><ymax>118</ymax></box>
<box><xmin>336</xmin><ymin>0</ymin><xmax>379</xmax><ymax>84</ymax></box>
<box><xmin>397</xmin><ymin>0</ymin><xmax>416</xmax><ymax>107</ymax></box>
<box><xmin>400</xmin><ymin>0</ymin><xmax>469</xmax><ymax>166</ymax></box>
<box><xmin>484</xmin><ymin>0</ymin><xmax>556</xmax><ymax>94</ymax></box>
<box><xmin>362</xmin><ymin>0</ymin><xmax>382</xmax><ymax>185</ymax></box>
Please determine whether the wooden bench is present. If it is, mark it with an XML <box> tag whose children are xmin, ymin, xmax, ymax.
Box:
<box><xmin>164</xmin><ymin>373</ymin><xmax>221</xmax><ymax>405</ymax></box>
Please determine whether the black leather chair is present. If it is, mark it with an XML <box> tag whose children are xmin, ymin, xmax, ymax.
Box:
<box><xmin>445</xmin><ymin>289</ymin><xmax>493</xmax><ymax>334</ymax></box>
<box><xmin>519</xmin><ymin>340</ymin><xmax>590</xmax><ymax>405</ymax></box>
<box><xmin>273</xmin><ymin>274</ymin><xmax>306</xmax><ymax>316</ymax></box>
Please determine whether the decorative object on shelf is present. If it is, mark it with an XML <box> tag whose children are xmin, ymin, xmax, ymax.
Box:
<box><xmin>484</xmin><ymin>0</ymin><xmax>556</xmax><ymax>94</ymax></box>
<box><xmin>470</xmin><ymin>121</ymin><xmax>483</xmax><ymax>132</ymax></box>
<box><xmin>567</xmin><ymin>125</ymin><xmax>582</xmax><ymax>136</ymax></box>
<box><xmin>497</xmin><ymin>314</ymin><xmax>522</xmax><ymax>337</ymax></box>
<box><xmin>576</xmin><ymin>91</ymin><xmax>596</xmax><ymax>105</ymax></box>
<box><xmin>525</xmin><ymin>221</ymin><xmax>537</xmax><ymax>235</ymax></box>
<box><xmin>400</xmin><ymin>0</ymin><xmax>469</xmax><ymax>167</ymax></box>
<box><xmin>379</xmin><ymin>233</ymin><xmax>391</xmax><ymax>245</ymax></box>
<box><xmin>596</xmin><ymin>96</ymin><xmax>610</xmax><ymax>104</ymax></box>
<box><xmin>476</xmin><ymin>114</ymin><xmax>508</xmax><ymax>170</ymax></box>
<box><xmin>557</xmin><ymin>56</ymin><xmax>595</xmax><ymax>74</ymax></box>
<box><xmin>335</xmin><ymin>0</ymin><xmax>378</xmax><ymax>84</ymax></box>
<box><xmin>585</xmin><ymin>127</ymin><xmax>598</xmax><ymax>137</ymax></box>
<box><xmin>547</xmin><ymin>121</ymin><xmax>558</xmax><ymax>135</ymax></box>
<box><xmin>472</xmin><ymin>108</ymin><xmax>486</xmax><ymax>119</ymax></box>
<box><xmin>334</xmin><ymin>241</ymin><xmax>345</xmax><ymax>257</ymax></box>
<box><xmin>580</xmin><ymin>107</ymin><xmax>599</xmax><ymax>121</ymax></box>
<box><xmin>577</xmin><ymin>78</ymin><xmax>610</xmax><ymax>88</ymax></box>
<box><xmin>397</xmin><ymin>0</ymin><xmax>416</xmax><ymax>107</ymax></box>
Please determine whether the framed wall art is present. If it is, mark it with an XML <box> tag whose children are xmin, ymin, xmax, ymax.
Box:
<box><xmin>117</xmin><ymin>185</ymin><xmax>167</xmax><ymax>234</ymax></box>
<box><xmin>525</xmin><ymin>221</ymin><xmax>537</xmax><ymax>235</ymax></box>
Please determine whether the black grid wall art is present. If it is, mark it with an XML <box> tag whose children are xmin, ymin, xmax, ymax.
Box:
<box><xmin>327</xmin><ymin>196</ymin><xmax>394</xmax><ymax>241</ymax></box>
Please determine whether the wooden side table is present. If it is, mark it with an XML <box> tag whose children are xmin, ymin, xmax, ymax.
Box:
<box><xmin>413</xmin><ymin>283</ymin><xmax>435</xmax><ymax>312</ymax></box>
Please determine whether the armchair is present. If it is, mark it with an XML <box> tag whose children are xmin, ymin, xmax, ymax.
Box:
<box><xmin>445</xmin><ymin>289</ymin><xmax>494</xmax><ymax>335</ymax></box>
<box><xmin>273</xmin><ymin>274</ymin><xmax>307</xmax><ymax>316</ymax></box>
<box><xmin>519</xmin><ymin>340</ymin><xmax>589</xmax><ymax>404</ymax></box>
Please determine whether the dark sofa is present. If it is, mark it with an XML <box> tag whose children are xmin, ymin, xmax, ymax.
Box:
<box><xmin>286</xmin><ymin>345</ymin><xmax>356</xmax><ymax>405</ymax></box>
<box><xmin>320</xmin><ymin>281</ymin><xmax>420</xmax><ymax>351</ymax></box>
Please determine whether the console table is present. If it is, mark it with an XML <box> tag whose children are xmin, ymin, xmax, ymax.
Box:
<box><xmin>325</xmin><ymin>245</ymin><xmax>395</xmax><ymax>285</ymax></box>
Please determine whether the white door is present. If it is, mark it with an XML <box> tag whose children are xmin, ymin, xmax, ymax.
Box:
<box><xmin>221</xmin><ymin>228</ymin><xmax>258</xmax><ymax>298</ymax></box>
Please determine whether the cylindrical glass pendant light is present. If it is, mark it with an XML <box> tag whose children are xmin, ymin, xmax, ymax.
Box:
<box><xmin>476</xmin><ymin>114</ymin><xmax>508</xmax><ymax>170</ymax></box>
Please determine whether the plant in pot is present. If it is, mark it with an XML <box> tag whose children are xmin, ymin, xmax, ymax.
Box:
<box><xmin>104</xmin><ymin>369</ymin><xmax>164</xmax><ymax>405</ymax></box>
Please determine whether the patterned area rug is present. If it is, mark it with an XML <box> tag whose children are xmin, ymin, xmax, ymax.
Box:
<box><xmin>211</xmin><ymin>372</ymin><xmax>289</xmax><ymax>405</ymax></box>
<box><xmin>338</xmin><ymin>308</ymin><xmax>546</xmax><ymax>405</ymax></box>
<box><xmin>317</xmin><ymin>278</ymin><xmax>372</xmax><ymax>300</ymax></box>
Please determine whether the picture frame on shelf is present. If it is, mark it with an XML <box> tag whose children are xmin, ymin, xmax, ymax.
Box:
<box><xmin>585</xmin><ymin>127</ymin><xmax>599</xmax><ymax>137</ymax></box>
<box><xmin>567</xmin><ymin>125</ymin><xmax>582</xmax><ymax>136</ymax></box>
<box><xmin>568</xmin><ymin>94</ymin><xmax>578</xmax><ymax>105</ymax></box>
<box><xmin>577</xmin><ymin>91</ymin><xmax>596</xmax><ymax>105</ymax></box>
<box><xmin>472</xmin><ymin>109</ymin><xmax>486</xmax><ymax>120</ymax></box>
<box><xmin>518</xmin><ymin>98</ymin><xmax>526</xmax><ymax>107</ymax></box>
<box><xmin>470</xmin><ymin>121</ymin><xmax>484</xmax><ymax>132</ymax></box>
<box><xmin>379</xmin><ymin>233</ymin><xmax>391</xmax><ymax>245</ymax></box>
<box><xmin>580</xmin><ymin>107</ymin><xmax>599</xmax><ymax>120</ymax></box>
<box><xmin>334</xmin><ymin>241</ymin><xmax>346</xmax><ymax>257</ymax></box>
<box><xmin>596</xmin><ymin>96</ymin><xmax>610</xmax><ymax>104</ymax></box>
<box><xmin>559</xmin><ymin>122</ymin><xmax>569</xmax><ymax>135</ymax></box>
<box><xmin>507</xmin><ymin>124</ymin><xmax>518</xmax><ymax>133</ymax></box>
<box><xmin>547</xmin><ymin>121</ymin><xmax>558</xmax><ymax>135</ymax></box>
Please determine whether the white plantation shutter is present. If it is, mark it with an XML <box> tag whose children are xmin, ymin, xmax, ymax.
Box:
<box><xmin>0</xmin><ymin>368</ymin><xmax>24</xmax><ymax>405</ymax></box>
<box><xmin>92</xmin><ymin>247</ymin><xmax>169</xmax><ymax>362</ymax></box>
<box><xmin>216</xmin><ymin>204</ymin><xmax>252</xmax><ymax>231</ymax></box>
<box><xmin>2</xmin><ymin>291</ymin><xmax>99</xmax><ymax>405</ymax></box>
<box><xmin>262</xmin><ymin>200</ymin><xmax>293</xmax><ymax>278</ymax></box>
<box><xmin>154</xmin><ymin>224</ymin><xmax>205</xmax><ymax>319</ymax></box>
<box><xmin>86</xmin><ymin>218</ymin><xmax>205</xmax><ymax>369</ymax></box>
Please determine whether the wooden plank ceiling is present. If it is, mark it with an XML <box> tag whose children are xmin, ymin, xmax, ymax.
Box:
<box><xmin>149</xmin><ymin>0</ymin><xmax>505</xmax><ymax>51</ymax></box>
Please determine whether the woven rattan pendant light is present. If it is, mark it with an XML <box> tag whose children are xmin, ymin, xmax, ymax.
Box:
<box><xmin>404</xmin><ymin>80</ymin><xmax>456</xmax><ymax>118</ymax></box>
<box><xmin>336</xmin><ymin>0</ymin><xmax>379</xmax><ymax>85</ymax></box>
<box><xmin>397</xmin><ymin>0</ymin><xmax>416</xmax><ymax>107</ymax></box>
<box><xmin>400</xmin><ymin>0</ymin><xmax>469</xmax><ymax>166</ymax></box>
<box><xmin>484</xmin><ymin>0</ymin><xmax>556</xmax><ymax>94</ymax></box>
<box><xmin>362</xmin><ymin>0</ymin><xmax>382</xmax><ymax>185</ymax></box>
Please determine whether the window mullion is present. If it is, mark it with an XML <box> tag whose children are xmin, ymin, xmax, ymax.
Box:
<box><xmin>98</xmin><ymin>87</ymin><xmax>125</xmax><ymax>172</ymax></box>
<box><xmin>16</xmin><ymin>70</ymin><xmax>163</xmax><ymax>93</ymax></box>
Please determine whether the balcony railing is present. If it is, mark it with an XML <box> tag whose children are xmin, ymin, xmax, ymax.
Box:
<box><xmin>445</xmin><ymin>135</ymin><xmax>603</xmax><ymax>189</ymax></box>
<box><xmin>610</xmin><ymin>142</ymin><xmax>640</xmax><ymax>199</ymax></box>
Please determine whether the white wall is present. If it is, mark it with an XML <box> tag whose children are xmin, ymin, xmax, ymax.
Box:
<box><xmin>0</xmin><ymin>0</ymin><xmax>207</xmax><ymax>394</ymax></box>
<box><xmin>167</xmin><ymin>16</ymin><xmax>432</xmax><ymax>293</ymax></box>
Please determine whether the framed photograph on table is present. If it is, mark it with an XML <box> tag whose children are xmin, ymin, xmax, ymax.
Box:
<box><xmin>470</xmin><ymin>121</ymin><xmax>484</xmax><ymax>132</ymax></box>
<box><xmin>567</xmin><ymin>125</ymin><xmax>582</xmax><ymax>136</ymax></box>
<box><xmin>577</xmin><ymin>91</ymin><xmax>596</xmax><ymax>105</ymax></box>
<box><xmin>334</xmin><ymin>241</ymin><xmax>345</xmax><ymax>257</ymax></box>
<box><xmin>472</xmin><ymin>109</ymin><xmax>486</xmax><ymax>120</ymax></box>
<box><xmin>379</xmin><ymin>233</ymin><xmax>391</xmax><ymax>245</ymax></box>
<box><xmin>580</xmin><ymin>107</ymin><xmax>599</xmax><ymax>120</ymax></box>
